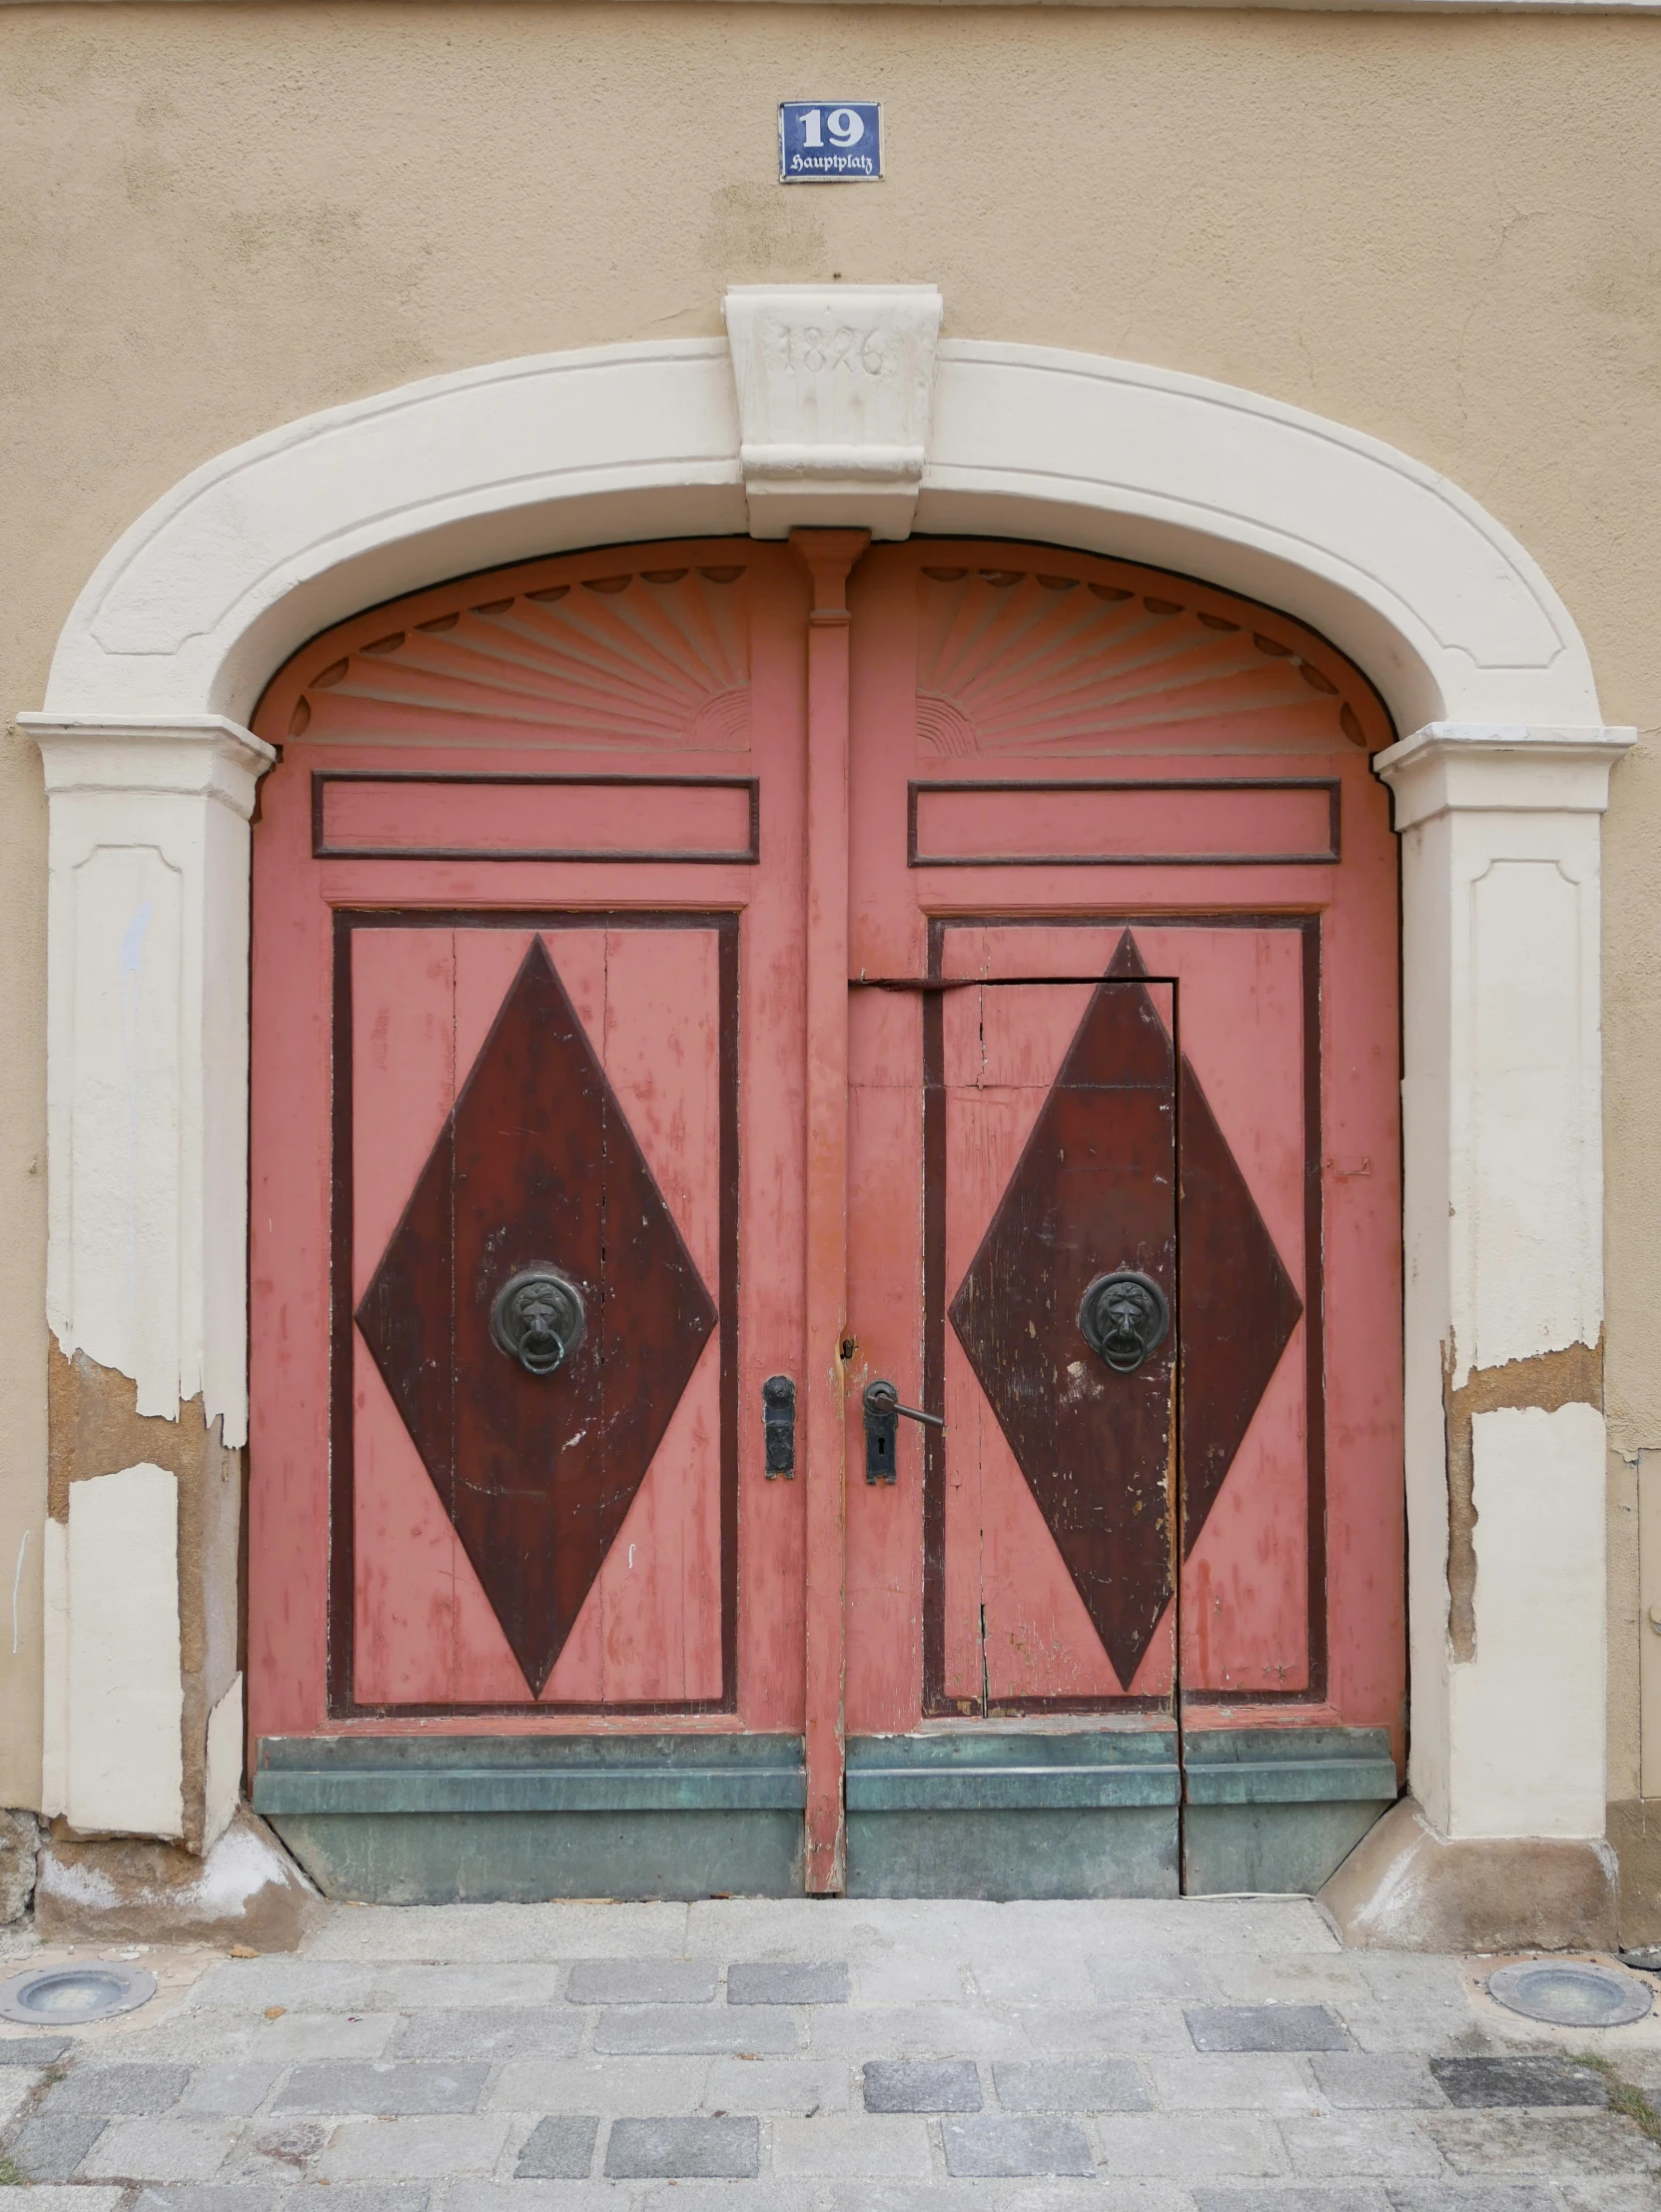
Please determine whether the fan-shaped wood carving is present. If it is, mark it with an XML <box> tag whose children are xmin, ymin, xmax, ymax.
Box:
<box><xmin>286</xmin><ymin>562</ymin><xmax>751</xmax><ymax>751</ymax></box>
<box><xmin>915</xmin><ymin>561</ymin><xmax>1370</xmax><ymax>756</ymax></box>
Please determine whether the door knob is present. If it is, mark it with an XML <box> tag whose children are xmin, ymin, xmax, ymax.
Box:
<box><xmin>863</xmin><ymin>1378</ymin><xmax>944</xmax><ymax>1485</ymax></box>
<box><xmin>1079</xmin><ymin>1270</ymin><xmax>1170</xmax><ymax>1374</ymax></box>
<box><xmin>489</xmin><ymin>1267</ymin><xmax>586</xmax><ymax>1376</ymax></box>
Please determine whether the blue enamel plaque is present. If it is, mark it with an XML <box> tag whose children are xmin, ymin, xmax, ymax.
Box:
<box><xmin>779</xmin><ymin>103</ymin><xmax>883</xmax><ymax>184</ymax></box>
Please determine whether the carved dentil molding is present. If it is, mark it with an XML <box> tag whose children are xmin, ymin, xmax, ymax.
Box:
<box><xmin>723</xmin><ymin>285</ymin><xmax>943</xmax><ymax>540</ymax></box>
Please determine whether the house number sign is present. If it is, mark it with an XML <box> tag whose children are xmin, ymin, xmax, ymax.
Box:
<box><xmin>779</xmin><ymin>102</ymin><xmax>883</xmax><ymax>183</ymax></box>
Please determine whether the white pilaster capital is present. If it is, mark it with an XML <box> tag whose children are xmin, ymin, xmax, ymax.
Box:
<box><xmin>20</xmin><ymin>714</ymin><xmax>275</xmax><ymax>821</ymax></box>
<box><xmin>1375</xmin><ymin>721</ymin><xmax>1635</xmax><ymax>831</ymax></box>
<box><xmin>723</xmin><ymin>284</ymin><xmax>943</xmax><ymax>541</ymax></box>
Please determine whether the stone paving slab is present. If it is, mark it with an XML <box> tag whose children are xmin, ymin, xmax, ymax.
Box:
<box><xmin>5</xmin><ymin>1896</ymin><xmax>1661</xmax><ymax>2204</ymax></box>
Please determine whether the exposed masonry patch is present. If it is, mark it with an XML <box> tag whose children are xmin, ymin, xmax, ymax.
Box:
<box><xmin>48</xmin><ymin>1345</ymin><xmax>242</xmax><ymax>1852</ymax></box>
<box><xmin>1442</xmin><ymin>1337</ymin><xmax>1603</xmax><ymax>1663</ymax></box>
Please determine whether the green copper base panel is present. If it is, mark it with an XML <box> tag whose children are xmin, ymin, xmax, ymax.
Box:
<box><xmin>269</xmin><ymin>1809</ymin><xmax>805</xmax><ymax>1904</ymax></box>
<box><xmin>256</xmin><ymin>1734</ymin><xmax>807</xmax><ymax>1902</ymax></box>
<box><xmin>1181</xmin><ymin>1727</ymin><xmax>1397</xmax><ymax>1893</ymax></box>
<box><xmin>1184</xmin><ymin>1801</ymin><xmax>1392</xmax><ymax>1895</ymax></box>
<box><xmin>846</xmin><ymin>1807</ymin><xmax>1180</xmax><ymax>1898</ymax></box>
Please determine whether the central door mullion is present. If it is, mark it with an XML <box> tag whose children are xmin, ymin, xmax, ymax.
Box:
<box><xmin>794</xmin><ymin>528</ymin><xmax>870</xmax><ymax>1895</ymax></box>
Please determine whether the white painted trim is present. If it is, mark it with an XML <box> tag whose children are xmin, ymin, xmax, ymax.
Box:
<box><xmin>22</xmin><ymin>322</ymin><xmax>1627</xmax><ymax>1849</ymax></box>
<box><xmin>1378</xmin><ymin>722</ymin><xmax>1628</xmax><ymax>1840</ymax></box>
<box><xmin>65</xmin><ymin>1464</ymin><xmax>184</xmax><ymax>1841</ymax></box>
<box><xmin>36</xmin><ymin>337</ymin><xmax>1602</xmax><ymax>742</ymax></box>
<box><xmin>725</xmin><ymin>285</ymin><xmax>942</xmax><ymax>540</ymax></box>
<box><xmin>19</xmin><ymin>718</ymin><xmax>273</xmax><ymax>1445</ymax></box>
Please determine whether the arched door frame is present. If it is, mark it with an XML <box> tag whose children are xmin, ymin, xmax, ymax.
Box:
<box><xmin>20</xmin><ymin>292</ymin><xmax>1632</xmax><ymax>1932</ymax></box>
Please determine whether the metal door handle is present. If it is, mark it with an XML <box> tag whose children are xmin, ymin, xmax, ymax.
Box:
<box><xmin>862</xmin><ymin>1378</ymin><xmax>944</xmax><ymax>1485</ymax></box>
<box><xmin>763</xmin><ymin>1375</ymin><xmax>796</xmax><ymax>1478</ymax></box>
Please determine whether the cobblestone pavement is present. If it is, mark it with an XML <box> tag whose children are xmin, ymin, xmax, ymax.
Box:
<box><xmin>2</xmin><ymin>1896</ymin><xmax>1659</xmax><ymax>2208</ymax></box>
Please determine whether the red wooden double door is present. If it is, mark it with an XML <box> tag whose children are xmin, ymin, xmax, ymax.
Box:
<box><xmin>249</xmin><ymin>536</ymin><xmax>1402</xmax><ymax>1888</ymax></box>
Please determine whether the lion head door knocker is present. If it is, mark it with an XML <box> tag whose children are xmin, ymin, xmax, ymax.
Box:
<box><xmin>489</xmin><ymin>1267</ymin><xmax>587</xmax><ymax>1377</ymax></box>
<box><xmin>1079</xmin><ymin>1269</ymin><xmax>1171</xmax><ymax>1375</ymax></box>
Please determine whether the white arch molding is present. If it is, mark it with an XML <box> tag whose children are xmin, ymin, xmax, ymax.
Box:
<box><xmin>19</xmin><ymin>291</ymin><xmax>1634</xmax><ymax>1918</ymax></box>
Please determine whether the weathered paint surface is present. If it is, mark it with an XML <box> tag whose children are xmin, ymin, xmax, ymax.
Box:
<box><xmin>250</xmin><ymin>533</ymin><xmax>1403</xmax><ymax>1890</ymax></box>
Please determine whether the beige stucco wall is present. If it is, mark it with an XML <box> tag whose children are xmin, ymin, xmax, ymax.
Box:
<box><xmin>3</xmin><ymin>2</ymin><xmax>1659</xmax><ymax>1822</ymax></box>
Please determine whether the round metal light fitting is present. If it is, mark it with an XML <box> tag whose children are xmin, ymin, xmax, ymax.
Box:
<box><xmin>1486</xmin><ymin>1959</ymin><xmax>1651</xmax><ymax>2028</ymax></box>
<box><xmin>0</xmin><ymin>1960</ymin><xmax>158</xmax><ymax>2026</ymax></box>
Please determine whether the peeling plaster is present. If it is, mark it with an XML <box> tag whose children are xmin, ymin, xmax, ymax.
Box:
<box><xmin>48</xmin><ymin>1344</ymin><xmax>242</xmax><ymax>1850</ymax></box>
<box><xmin>1443</xmin><ymin>1335</ymin><xmax>1603</xmax><ymax>1662</ymax></box>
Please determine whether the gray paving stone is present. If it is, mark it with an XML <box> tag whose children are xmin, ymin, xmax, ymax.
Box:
<box><xmin>132</xmin><ymin>2191</ymin><xmax>293</xmax><ymax>2212</ymax></box>
<box><xmin>292</xmin><ymin>2193</ymin><xmax>432</xmax><ymax>2212</ymax></box>
<box><xmin>639</xmin><ymin>2188</ymin><xmax>815</xmax><ymax>2212</ymax></box>
<box><xmin>1430</xmin><ymin>2055</ymin><xmax>1608</xmax><ymax>2107</ymax></box>
<box><xmin>594</xmin><ymin>2005</ymin><xmax>794</xmax><ymax>2055</ymax></box>
<box><xmin>1088</xmin><ymin>1952</ymin><xmax>1215</xmax><ymax>2003</ymax></box>
<box><xmin>18</xmin><ymin>2193</ymin><xmax>129</xmax><ymax>2212</ymax></box>
<box><xmin>993</xmin><ymin>2058</ymin><xmax>1149</xmax><ymax>2111</ymax></box>
<box><xmin>7</xmin><ymin>2114</ymin><xmax>108</xmax><ymax>2181</ymax></box>
<box><xmin>726</xmin><ymin>1960</ymin><xmax>850</xmax><ymax>2005</ymax></box>
<box><xmin>1556</xmin><ymin>2185</ymin><xmax>1661</xmax><ymax>2212</ymax></box>
<box><xmin>1192</xmin><ymin>2192</ymin><xmax>1387</xmax><ymax>2211</ymax></box>
<box><xmin>392</xmin><ymin>2007</ymin><xmax>583</xmax><ymax>2061</ymax></box>
<box><xmin>1310</xmin><ymin>2053</ymin><xmax>1447</xmax><ymax>2109</ymax></box>
<box><xmin>317</xmin><ymin>2117</ymin><xmax>513</xmax><ymax>2181</ymax></box>
<box><xmin>41</xmin><ymin>2062</ymin><xmax>194</xmax><ymax>2113</ymax></box>
<box><xmin>702</xmin><ymin>2056</ymin><xmax>849</xmax><ymax>2113</ymax></box>
<box><xmin>565</xmin><ymin>1959</ymin><xmax>717</xmax><ymax>2005</ymax></box>
<box><xmin>1149</xmin><ymin>2052</ymin><xmax>1321</xmax><ymax>2115</ymax></box>
<box><xmin>513</xmin><ymin>2114</ymin><xmax>599</xmax><ymax>2178</ymax></box>
<box><xmin>942</xmin><ymin>2113</ymin><xmax>1096</xmax><ymax>2176</ymax></box>
<box><xmin>1210</xmin><ymin>1957</ymin><xmax>1371</xmax><ymax>2006</ymax></box>
<box><xmin>0</xmin><ymin>2069</ymin><xmax>35</xmax><ymax>2125</ymax></box>
<box><xmin>78</xmin><ymin>2116</ymin><xmax>246</xmax><ymax>2183</ymax></box>
<box><xmin>440</xmin><ymin>2188</ymin><xmax>643</xmax><ymax>2212</ymax></box>
<box><xmin>488</xmin><ymin>2054</ymin><xmax>709</xmax><ymax>2116</ymax></box>
<box><xmin>1427</xmin><ymin>2109</ymin><xmax>1661</xmax><ymax>2176</ymax></box>
<box><xmin>603</xmin><ymin>2114</ymin><xmax>760</xmax><ymax>2179</ymax></box>
<box><xmin>1277</xmin><ymin>2111</ymin><xmax>1447</xmax><ymax>2178</ymax></box>
<box><xmin>774</xmin><ymin>2113</ymin><xmax>932</xmax><ymax>2178</ymax></box>
<box><xmin>278</xmin><ymin>2061</ymin><xmax>489</xmax><ymax>2115</ymax></box>
<box><xmin>1186</xmin><ymin>2005</ymin><xmax>1349</xmax><ymax>2052</ymax></box>
<box><xmin>0</xmin><ymin>2035</ymin><xmax>70</xmax><ymax>2063</ymax></box>
<box><xmin>173</xmin><ymin>2061</ymin><xmax>285</xmax><ymax>2116</ymax></box>
<box><xmin>863</xmin><ymin>2058</ymin><xmax>982</xmax><ymax>2112</ymax></box>
<box><xmin>1093</xmin><ymin>2111</ymin><xmax>1287</xmax><ymax>2178</ymax></box>
<box><xmin>367</xmin><ymin>1966</ymin><xmax>567</xmax><ymax>2011</ymax></box>
<box><xmin>810</xmin><ymin>2003</ymin><xmax>1030</xmax><ymax>2060</ymax></box>
<box><xmin>969</xmin><ymin>1949</ymin><xmax>1099</xmax><ymax>2005</ymax></box>
<box><xmin>231</xmin><ymin>2119</ymin><xmax>329</xmax><ymax>2177</ymax></box>
<box><xmin>1019</xmin><ymin>2002</ymin><xmax>1195</xmax><ymax>2055</ymax></box>
<box><xmin>849</xmin><ymin>1952</ymin><xmax>967</xmax><ymax>2004</ymax></box>
<box><xmin>187</xmin><ymin>1960</ymin><xmax>377</xmax><ymax>2011</ymax></box>
<box><xmin>1387</xmin><ymin>2187</ymin><xmax>1563</xmax><ymax>2210</ymax></box>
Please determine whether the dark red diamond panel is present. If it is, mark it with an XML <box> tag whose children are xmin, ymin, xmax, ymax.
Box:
<box><xmin>949</xmin><ymin>964</ymin><xmax>1180</xmax><ymax>1693</ymax></box>
<box><xmin>355</xmin><ymin>937</ymin><xmax>717</xmax><ymax>1695</ymax></box>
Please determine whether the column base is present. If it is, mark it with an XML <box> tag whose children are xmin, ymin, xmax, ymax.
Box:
<box><xmin>1317</xmin><ymin>1796</ymin><xmax>1617</xmax><ymax>1951</ymax></box>
<box><xmin>35</xmin><ymin>1805</ymin><xmax>321</xmax><ymax>1951</ymax></box>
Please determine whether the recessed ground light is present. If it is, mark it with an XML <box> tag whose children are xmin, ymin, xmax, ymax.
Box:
<box><xmin>1486</xmin><ymin>1960</ymin><xmax>1650</xmax><ymax>2028</ymax></box>
<box><xmin>0</xmin><ymin>1961</ymin><xmax>157</xmax><ymax>2027</ymax></box>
